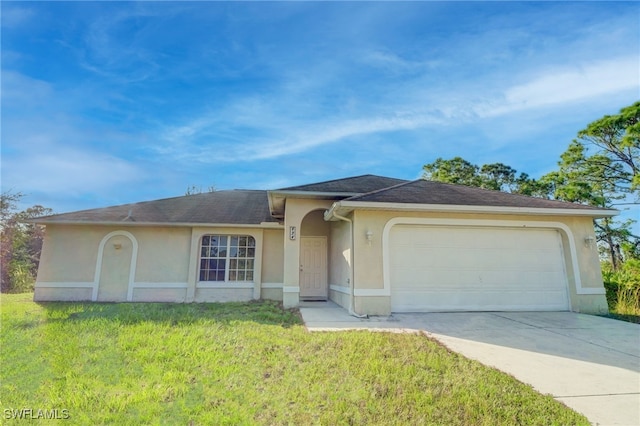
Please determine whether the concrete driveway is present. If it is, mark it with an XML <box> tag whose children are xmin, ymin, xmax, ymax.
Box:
<box><xmin>300</xmin><ymin>303</ymin><xmax>640</xmax><ymax>426</ymax></box>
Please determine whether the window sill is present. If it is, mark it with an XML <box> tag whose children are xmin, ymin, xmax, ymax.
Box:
<box><xmin>196</xmin><ymin>282</ymin><xmax>255</xmax><ymax>289</ymax></box>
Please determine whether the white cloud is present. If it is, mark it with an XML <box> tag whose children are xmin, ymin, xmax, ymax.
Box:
<box><xmin>482</xmin><ymin>56</ymin><xmax>639</xmax><ymax>117</ymax></box>
<box><xmin>0</xmin><ymin>5</ymin><xmax>35</xmax><ymax>29</ymax></box>
<box><xmin>1</xmin><ymin>71</ymin><xmax>53</xmax><ymax>107</ymax></box>
<box><xmin>239</xmin><ymin>114</ymin><xmax>439</xmax><ymax>160</ymax></box>
<box><xmin>1</xmin><ymin>70</ymin><xmax>145</xmax><ymax>199</ymax></box>
<box><xmin>157</xmin><ymin>109</ymin><xmax>444</xmax><ymax>164</ymax></box>
<box><xmin>3</xmin><ymin>148</ymin><xmax>141</xmax><ymax>196</ymax></box>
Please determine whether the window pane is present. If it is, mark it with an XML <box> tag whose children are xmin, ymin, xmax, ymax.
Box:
<box><xmin>199</xmin><ymin>234</ymin><xmax>257</xmax><ymax>283</ymax></box>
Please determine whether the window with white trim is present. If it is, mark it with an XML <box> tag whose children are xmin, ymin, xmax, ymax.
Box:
<box><xmin>199</xmin><ymin>235</ymin><xmax>256</xmax><ymax>282</ymax></box>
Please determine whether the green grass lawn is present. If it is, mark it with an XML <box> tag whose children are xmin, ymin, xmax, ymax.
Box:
<box><xmin>1</xmin><ymin>293</ymin><xmax>588</xmax><ymax>425</ymax></box>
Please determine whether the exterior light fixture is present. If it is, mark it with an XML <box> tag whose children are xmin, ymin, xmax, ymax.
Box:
<box><xmin>584</xmin><ymin>235</ymin><xmax>595</xmax><ymax>248</ymax></box>
<box><xmin>365</xmin><ymin>230</ymin><xmax>374</xmax><ymax>245</ymax></box>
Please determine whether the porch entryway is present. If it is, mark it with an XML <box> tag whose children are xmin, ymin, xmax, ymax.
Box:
<box><xmin>299</xmin><ymin>236</ymin><xmax>328</xmax><ymax>300</ymax></box>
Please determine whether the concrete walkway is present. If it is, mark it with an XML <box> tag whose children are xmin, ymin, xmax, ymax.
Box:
<box><xmin>299</xmin><ymin>302</ymin><xmax>640</xmax><ymax>426</ymax></box>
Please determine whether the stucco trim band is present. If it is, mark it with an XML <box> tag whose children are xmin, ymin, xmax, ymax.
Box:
<box><xmin>330</xmin><ymin>284</ymin><xmax>350</xmax><ymax>294</ymax></box>
<box><xmin>35</xmin><ymin>282</ymin><xmax>95</xmax><ymax>288</ymax></box>
<box><xmin>196</xmin><ymin>282</ymin><xmax>254</xmax><ymax>289</ymax></box>
<box><xmin>133</xmin><ymin>282</ymin><xmax>188</xmax><ymax>289</ymax></box>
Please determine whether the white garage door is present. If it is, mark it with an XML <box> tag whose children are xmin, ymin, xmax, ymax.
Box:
<box><xmin>389</xmin><ymin>225</ymin><xmax>570</xmax><ymax>312</ymax></box>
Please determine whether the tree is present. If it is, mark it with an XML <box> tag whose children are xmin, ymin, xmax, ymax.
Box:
<box><xmin>185</xmin><ymin>185</ymin><xmax>217</xmax><ymax>195</ymax></box>
<box><xmin>1</xmin><ymin>191</ymin><xmax>52</xmax><ymax>293</ymax></box>
<box><xmin>422</xmin><ymin>157</ymin><xmax>482</xmax><ymax>187</ymax></box>
<box><xmin>422</xmin><ymin>157</ymin><xmax>547</xmax><ymax>195</ymax></box>
<box><xmin>542</xmin><ymin>102</ymin><xmax>640</xmax><ymax>269</ymax></box>
<box><xmin>576</xmin><ymin>101</ymin><xmax>639</xmax><ymax>194</ymax></box>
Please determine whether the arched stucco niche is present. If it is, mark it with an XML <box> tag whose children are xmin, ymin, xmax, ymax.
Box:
<box><xmin>301</xmin><ymin>209</ymin><xmax>331</xmax><ymax>237</ymax></box>
<box><xmin>95</xmin><ymin>230</ymin><xmax>138</xmax><ymax>301</ymax></box>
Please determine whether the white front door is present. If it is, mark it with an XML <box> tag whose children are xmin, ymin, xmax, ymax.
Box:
<box><xmin>300</xmin><ymin>237</ymin><xmax>328</xmax><ymax>300</ymax></box>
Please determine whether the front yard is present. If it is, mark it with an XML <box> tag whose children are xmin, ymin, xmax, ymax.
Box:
<box><xmin>1</xmin><ymin>293</ymin><xmax>588</xmax><ymax>425</ymax></box>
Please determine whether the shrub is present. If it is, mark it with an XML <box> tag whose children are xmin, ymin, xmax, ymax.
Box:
<box><xmin>602</xmin><ymin>260</ymin><xmax>640</xmax><ymax>317</ymax></box>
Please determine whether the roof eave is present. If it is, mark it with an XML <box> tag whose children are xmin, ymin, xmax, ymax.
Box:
<box><xmin>269</xmin><ymin>190</ymin><xmax>362</xmax><ymax>199</ymax></box>
<box><xmin>268</xmin><ymin>189</ymin><xmax>363</xmax><ymax>219</ymax></box>
<box><xmin>29</xmin><ymin>220</ymin><xmax>284</xmax><ymax>229</ymax></box>
<box><xmin>325</xmin><ymin>201</ymin><xmax>619</xmax><ymax>220</ymax></box>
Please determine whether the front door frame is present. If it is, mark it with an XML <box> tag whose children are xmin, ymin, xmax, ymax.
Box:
<box><xmin>299</xmin><ymin>236</ymin><xmax>328</xmax><ymax>300</ymax></box>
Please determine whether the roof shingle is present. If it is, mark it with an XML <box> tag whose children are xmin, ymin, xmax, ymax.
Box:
<box><xmin>34</xmin><ymin>190</ymin><xmax>277</xmax><ymax>225</ymax></box>
<box><xmin>345</xmin><ymin>179</ymin><xmax>605</xmax><ymax>210</ymax></box>
<box><xmin>278</xmin><ymin>174</ymin><xmax>408</xmax><ymax>194</ymax></box>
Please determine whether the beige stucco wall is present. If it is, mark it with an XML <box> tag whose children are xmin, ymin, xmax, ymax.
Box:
<box><xmin>35</xmin><ymin>223</ymin><xmax>284</xmax><ymax>303</ymax></box>
<box><xmin>37</xmin><ymin>225</ymin><xmax>106</xmax><ymax>283</ymax></box>
<box><xmin>35</xmin><ymin>287</ymin><xmax>93</xmax><ymax>302</ymax></box>
<box><xmin>349</xmin><ymin>210</ymin><xmax>608</xmax><ymax>315</ymax></box>
<box><xmin>328</xmin><ymin>219</ymin><xmax>351</xmax><ymax>309</ymax></box>
<box><xmin>194</xmin><ymin>288</ymin><xmax>253</xmax><ymax>302</ymax></box>
<box><xmin>259</xmin><ymin>229</ymin><xmax>285</xmax><ymax>301</ymax></box>
<box><xmin>134</xmin><ymin>228</ymin><xmax>191</xmax><ymax>283</ymax></box>
<box><xmin>133</xmin><ymin>288</ymin><xmax>187</xmax><ymax>302</ymax></box>
<box><xmin>262</xmin><ymin>229</ymin><xmax>285</xmax><ymax>284</ymax></box>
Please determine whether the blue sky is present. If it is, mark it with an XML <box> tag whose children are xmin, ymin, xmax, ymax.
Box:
<box><xmin>2</xmin><ymin>2</ymin><xmax>639</xmax><ymax>222</ymax></box>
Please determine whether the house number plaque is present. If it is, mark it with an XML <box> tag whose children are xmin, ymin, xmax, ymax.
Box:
<box><xmin>289</xmin><ymin>226</ymin><xmax>297</xmax><ymax>240</ymax></box>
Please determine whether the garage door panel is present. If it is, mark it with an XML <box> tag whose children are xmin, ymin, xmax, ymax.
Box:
<box><xmin>393</xmin><ymin>289</ymin><xmax>569</xmax><ymax>312</ymax></box>
<box><xmin>390</xmin><ymin>226</ymin><xmax>569</xmax><ymax>312</ymax></box>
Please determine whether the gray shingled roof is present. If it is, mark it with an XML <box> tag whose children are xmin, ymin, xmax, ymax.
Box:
<box><xmin>278</xmin><ymin>174</ymin><xmax>408</xmax><ymax>194</ymax></box>
<box><xmin>33</xmin><ymin>175</ymin><xmax>614</xmax><ymax>225</ymax></box>
<box><xmin>345</xmin><ymin>179</ymin><xmax>605</xmax><ymax>210</ymax></box>
<box><xmin>33</xmin><ymin>190</ymin><xmax>277</xmax><ymax>225</ymax></box>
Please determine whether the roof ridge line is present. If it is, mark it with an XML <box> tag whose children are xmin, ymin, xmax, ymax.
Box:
<box><xmin>344</xmin><ymin>179</ymin><xmax>421</xmax><ymax>201</ymax></box>
<box><xmin>420</xmin><ymin>179</ymin><xmax>599</xmax><ymax>206</ymax></box>
<box><xmin>276</xmin><ymin>174</ymin><xmax>407</xmax><ymax>191</ymax></box>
